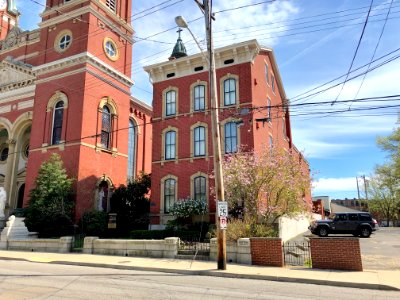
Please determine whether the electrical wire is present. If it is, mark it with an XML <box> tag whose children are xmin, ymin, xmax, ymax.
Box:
<box><xmin>331</xmin><ymin>0</ymin><xmax>375</xmax><ymax>105</ymax></box>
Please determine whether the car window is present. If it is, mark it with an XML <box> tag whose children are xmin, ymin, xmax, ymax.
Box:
<box><xmin>359</xmin><ymin>214</ymin><xmax>372</xmax><ymax>221</ymax></box>
<box><xmin>335</xmin><ymin>214</ymin><xmax>347</xmax><ymax>221</ymax></box>
<box><xmin>348</xmin><ymin>214</ymin><xmax>358</xmax><ymax>221</ymax></box>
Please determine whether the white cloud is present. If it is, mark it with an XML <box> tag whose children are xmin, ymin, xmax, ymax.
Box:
<box><xmin>313</xmin><ymin>177</ymin><xmax>358</xmax><ymax>193</ymax></box>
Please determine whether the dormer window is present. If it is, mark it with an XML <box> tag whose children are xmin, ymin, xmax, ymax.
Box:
<box><xmin>106</xmin><ymin>0</ymin><xmax>116</xmax><ymax>12</ymax></box>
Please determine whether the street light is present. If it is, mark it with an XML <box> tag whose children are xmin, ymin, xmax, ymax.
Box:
<box><xmin>175</xmin><ymin>1</ymin><xmax>227</xmax><ymax>270</ymax></box>
<box><xmin>174</xmin><ymin>16</ymin><xmax>208</xmax><ymax>62</ymax></box>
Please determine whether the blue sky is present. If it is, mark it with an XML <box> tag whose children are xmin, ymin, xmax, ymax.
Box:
<box><xmin>16</xmin><ymin>0</ymin><xmax>400</xmax><ymax>199</ymax></box>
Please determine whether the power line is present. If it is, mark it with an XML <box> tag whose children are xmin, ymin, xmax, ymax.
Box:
<box><xmin>351</xmin><ymin>0</ymin><xmax>394</xmax><ymax>103</ymax></box>
<box><xmin>331</xmin><ymin>0</ymin><xmax>375</xmax><ymax>105</ymax></box>
<box><xmin>289</xmin><ymin>46</ymin><xmax>400</xmax><ymax>104</ymax></box>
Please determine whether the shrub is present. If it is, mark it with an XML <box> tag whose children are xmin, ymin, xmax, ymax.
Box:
<box><xmin>208</xmin><ymin>219</ymin><xmax>278</xmax><ymax>242</ymax></box>
<box><xmin>111</xmin><ymin>173</ymin><xmax>151</xmax><ymax>235</ymax></box>
<box><xmin>80</xmin><ymin>211</ymin><xmax>108</xmax><ymax>237</ymax></box>
<box><xmin>129</xmin><ymin>229</ymin><xmax>208</xmax><ymax>241</ymax></box>
<box><xmin>169</xmin><ymin>197</ymin><xmax>207</xmax><ymax>218</ymax></box>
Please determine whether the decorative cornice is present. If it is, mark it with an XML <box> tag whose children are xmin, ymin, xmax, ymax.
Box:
<box><xmin>32</xmin><ymin>52</ymin><xmax>134</xmax><ymax>87</ymax></box>
<box><xmin>0</xmin><ymin>59</ymin><xmax>36</xmax><ymax>93</ymax></box>
<box><xmin>144</xmin><ymin>39</ymin><xmax>261</xmax><ymax>84</ymax></box>
<box><xmin>39</xmin><ymin>2</ymin><xmax>134</xmax><ymax>42</ymax></box>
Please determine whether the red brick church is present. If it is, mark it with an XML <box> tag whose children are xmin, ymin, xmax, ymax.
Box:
<box><xmin>0</xmin><ymin>0</ymin><xmax>310</xmax><ymax>226</ymax></box>
<box><xmin>0</xmin><ymin>0</ymin><xmax>152</xmax><ymax>220</ymax></box>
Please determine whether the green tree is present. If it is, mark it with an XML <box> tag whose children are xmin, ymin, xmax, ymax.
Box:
<box><xmin>110</xmin><ymin>172</ymin><xmax>151</xmax><ymax>235</ymax></box>
<box><xmin>367</xmin><ymin>171</ymin><xmax>400</xmax><ymax>226</ymax></box>
<box><xmin>24</xmin><ymin>153</ymin><xmax>75</xmax><ymax>237</ymax></box>
<box><xmin>222</xmin><ymin>147</ymin><xmax>311</xmax><ymax>228</ymax></box>
<box><xmin>371</xmin><ymin>126</ymin><xmax>400</xmax><ymax>226</ymax></box>
<box><xmin>377</xmin><ymin>127</ymin><xmax>400</xmax><ymax>178</ymax></box>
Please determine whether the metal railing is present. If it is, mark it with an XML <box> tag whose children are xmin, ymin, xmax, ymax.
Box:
<box><xmin>283</xmin><ymin>241</ymin><xmax>312</xmax><ymax>268</ymax></box>
<box><xmin>178</xmin><ymin>237</ymin><xmax>210</xmax><ymax>260</ymax></box>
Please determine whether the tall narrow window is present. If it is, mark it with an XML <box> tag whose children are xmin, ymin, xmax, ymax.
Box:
<box><xmin>265</xmin><ymin>64</ymin><xmax>269</xmax><ymax>84</ymax></box>
<box><xmin>267</xmin><ymin>98</ymin><xmax>271</xmax><ymax>120</ymax></box>
<box><xmin>271</xmin><ymin>74</ymin><xmax>275</xmax><ymax>93</ymax></box>
<box><xmin>127</xmin><ymin>119</ymin><xmax>136</xmax><ymax>180</ymax></box>
<box><xmin>194</xmin><ymin>85</ymin><xmax>205</xmax><ymax>111</ymax></box>
<box><xmin>52</xmin><ymin>101</ymin><xmax>64</xmax><ymax>145</ymax></box>
<box><xmin>165</xmin><ymin>90</ymin><xmax>176</xmax><ymax>116</ymax></box>
<box><xmin>164</xmin><ymin>178</ymin><xmax>176</xmax><ymax>213</ymax></box>
<box><xmin>269</xmin><ymin>136</ymin><xmax>273</xmax><ymax>150</ymax></box>
<box><xmin>224</xmin><ymin>122</ymin><xmax>238</xmax><ymax>154</ymax></box>
<box><xmin>165</xmin><ymin>130</ymin><xmax>176</xmax><ymax>160</ymax></box>
<box><xmin>282</xmin><ymin>117</ymin><xmax>287</xmax><ymax>139</ymax></box>
<box><xmin>193</xmin><ymin>176</ymin><xmax>206</xmax><ymax>201</ymax></box>
<box><xmin>101</xmin><ymin>105</ymin><xmax>112</xmax><ymax>148</ymax></box>
<box><xmin>224</xmin><ymin>78</ymin><xmax>236</xmax><ymax>106</ymax></box>
<box><xmin>194</xmin><ymin>126</ymin><xmax>205</xmax><ymax>157</ymax></box>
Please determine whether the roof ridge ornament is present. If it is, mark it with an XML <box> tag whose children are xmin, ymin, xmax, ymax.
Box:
<box><xmin>169</xmin><ymin>28</ymin><xmax>188</xmax><ymax>60</ymax></box>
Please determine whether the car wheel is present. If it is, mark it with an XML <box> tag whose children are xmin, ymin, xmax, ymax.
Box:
<box><xmin>360</xmin><ymin>227</ymin><xmax>371</xmax><ymax>238</ymax></box>
<box><xmin>318</xmin><ymin>227</ymin><xmax>328</xmax><ymax>237</ymax></box>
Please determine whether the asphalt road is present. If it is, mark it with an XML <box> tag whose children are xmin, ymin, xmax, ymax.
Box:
<box><xmin>0</xmin><ymin>260</ymin><xmax>399</xmax><ymax>299</ymax></box>
<box><xmin>360</xmin><ymin>227</ymin><xmax>400</xmax><ymax>270</ymax></box>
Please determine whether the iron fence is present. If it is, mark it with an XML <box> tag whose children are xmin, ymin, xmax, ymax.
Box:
<box><xmin>283</xmin><ymin>241</ymin><xmax>312</xmax><ymax>268</ymax></box>
<box><xmin>179</xmin><ymin>237</ymin><xmax>210</xmax><ymax>252</ymax></box>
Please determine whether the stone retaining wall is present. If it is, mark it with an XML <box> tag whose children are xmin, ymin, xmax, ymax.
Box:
<box><xmin>210</xmin><ymin>238</ymin><xmax>251</xmax><ymax>264</ymax></box>
<box><xmin>310</xmin><ymin>237</ymin><xmax>363</xmax><ymax>271</ymax></box>
<box><xmin>5</xmin><ymin>237</ymin><xmax>73</xmax><ymax>253</ymax></box>
<box><xmin>83</xmin><ymin>237</ymin><xmax>179</xmax><ymax>258</ymax></box>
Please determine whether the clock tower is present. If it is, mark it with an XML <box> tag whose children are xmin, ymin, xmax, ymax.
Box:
<box><xmin>0</xmin><ymin>0</ymin><xmax>18</xmax><ymax>41</ymax></box>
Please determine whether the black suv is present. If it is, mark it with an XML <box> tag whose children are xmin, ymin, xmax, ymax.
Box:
<box><xmin>309</xmin><ymin>212</ymin><xmax>378</xmax><ymax>238</ymax></box>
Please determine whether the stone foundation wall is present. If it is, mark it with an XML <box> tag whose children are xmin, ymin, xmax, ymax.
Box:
<box><xmin>83</xmin><ymin>237</ymin><xmax>179</xmax><ymax>258</ymax></box>
<box><xmin>210</xmin><ymin>238</ymin><xmax>251</xmax><ymax>264</ymax></box>
<box><xmin>6</xmin><ymin>237</ymin><xmax>73</xmax><ymax>253</ymax></box>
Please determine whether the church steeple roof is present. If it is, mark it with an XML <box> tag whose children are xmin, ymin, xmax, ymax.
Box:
<box><xmin>169</xmin><ymin>29</ymin><xmax>187</xmax><ymax>60</ymax></box>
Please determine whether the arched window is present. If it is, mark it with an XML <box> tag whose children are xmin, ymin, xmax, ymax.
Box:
<box><xmin>165</xmin><ymin>90</ymin><xmax>176</xmax><ymax>116</ymax></box>
<box><xmin>193</xmin><ymin>176</ymin><xmax>206</xmax><ymax>201</ymax></box>
<box><xmin>193</xmin><ymin>126</ymin><xmax>205</xmax><ymax>157</ymax></box>
<box><xmin>101</xmin><ymin>105</ymin><xmax>112</xmax><ymax>148</ymax></box>
<box><xmin>165</xmin><ymin>130</ymin><xmax>176</xmax><ymax>160</ymax></box>
<box><xmin>127</xmin><ymin>119</ymin><xmax>136</xmax><ymax>180</ymax></box>
<box><xmin>224</xmin><ymin>122</ymin><xmax>238</xmax><ymax>154</ymax></box>
<box><xmin>52</xmin><ymin>101</ymin><xmax>64</xmax><ymax>145</ymax></box>
<box><xmin>164</xmin><ymin>178</ymin><xmax>176</xmax><ymax>213</ymax></box>
<box><xmin>224</xmin><ymin>78</ymin><xmax>236</xmax><ymax>106</ymax></box>
<box><xmin>194</xmin><ymin>85</ymin><xmax>205</xmax><ymax>111</ymax></box>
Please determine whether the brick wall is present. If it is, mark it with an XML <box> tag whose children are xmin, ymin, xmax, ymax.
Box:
<box><xmin>310</xmin><ymin>238</ymin><xmax>363</xmax><ymax>271</ymax></box>
<box><xmin>250</xmin><ymin>238</ymin><xmax>283</xmax><ymax>267</ymax></box>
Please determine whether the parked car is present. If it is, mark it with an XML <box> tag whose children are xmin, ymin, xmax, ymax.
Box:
<box><xmin>309</xmin><ymin>212</ymin><xmax>378</xmax><ymax>238</ymax></box>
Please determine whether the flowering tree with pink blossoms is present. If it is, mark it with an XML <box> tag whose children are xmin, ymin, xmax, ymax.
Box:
<box><xmin>222</xmin><ymin>147</ymin><xmax>311</xmax><ymax>227</ymax></box>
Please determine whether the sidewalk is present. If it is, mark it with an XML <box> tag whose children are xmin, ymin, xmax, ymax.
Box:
<box><xmin>0</xmin><ymin>250</ymin><xmax>399</xmax><ymax>291</ymax></box>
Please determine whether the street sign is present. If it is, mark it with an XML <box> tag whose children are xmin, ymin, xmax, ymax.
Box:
<box><xmin>220</xmin><ymin>216</ymin><xmax>227</xmax><ymax>230</ymax></box>
<box><xmin>218</xmin><ymin>201</ymin><xmax>228</xmax><ymax>217</ymax></box>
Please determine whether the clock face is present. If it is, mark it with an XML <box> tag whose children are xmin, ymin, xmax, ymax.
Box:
<box><xmin>0</xmin><ymin>0</ymin><xmax>6</xmax><ymax>11</ymax></box>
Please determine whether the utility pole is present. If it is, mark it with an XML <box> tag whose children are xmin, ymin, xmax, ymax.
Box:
<box><xmin>356</xmin><ymin>177</ymin><xmax>360</xmax><ymax>200</ymax></box>
<box><xmin>203</xmin><ymin>0</ymin><xmax>227</xmax><ymax>270</ymax></box>
<box><xmin>361</xmin><ymin>175</ymin><xmax>368</xmax><ymax>200</ymax></box>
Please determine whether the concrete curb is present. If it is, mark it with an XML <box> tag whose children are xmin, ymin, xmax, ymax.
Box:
<box><xmin>2</xmin><ymin>256</ymin><xmax>393</xmax><ymax>291</ymax></box>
